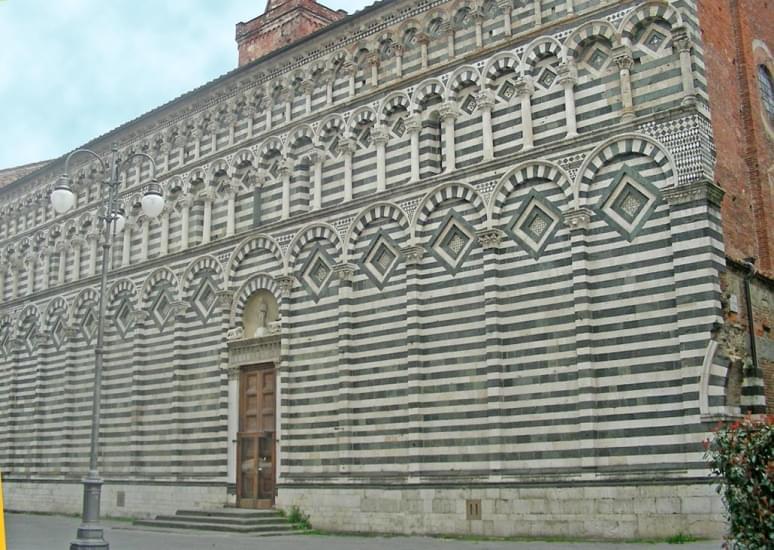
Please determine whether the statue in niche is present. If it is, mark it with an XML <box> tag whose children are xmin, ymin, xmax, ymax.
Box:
<box><xmin>254</xmin><ymin>298</ymin><xmax>269</xmax><ymax>338</ymax></box>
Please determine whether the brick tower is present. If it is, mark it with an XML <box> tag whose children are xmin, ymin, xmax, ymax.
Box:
<box><xmin>236</xmin><ymin>0</ymin><xmax>346</xmax><ymax>66</ymax></box>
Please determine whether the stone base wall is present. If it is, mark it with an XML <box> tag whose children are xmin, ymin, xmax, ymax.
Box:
<box><xmin>4</xmin><ymin>479</ymin><xmax>228</xmax><ymax>519</ymax></box>
<box><xmin>278</xmin><ymin>483</ymin><xmax>726</xmax><ymax>540</ymax></box>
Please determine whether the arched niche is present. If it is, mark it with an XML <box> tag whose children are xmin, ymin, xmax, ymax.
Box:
<box><xmin>242</xmin><ymin>289</ymin><xmax>280</xmax><ymax>339</ymax></box>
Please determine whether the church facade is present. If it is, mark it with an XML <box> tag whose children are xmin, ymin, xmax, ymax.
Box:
<box><xmin>1</xmin><ymin>0</ymin><xmax>771</xmax><ymax>540</ymax></box>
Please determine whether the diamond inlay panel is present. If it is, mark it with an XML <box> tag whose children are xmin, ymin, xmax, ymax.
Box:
<box><xmin>506</xmin><ymin>190</ymin><xmax>561</xmax><ymax>260</ymax></box>
<box><xmin>114</xmin><ymin>300</ymin><xmax>134</xmax><ymax>338</ymax></box>
<box><xmin>360</xmin><ymin>229</ymin><xmax>402</xmax><ymax>290</ymax></box>
<box><xmin>598</xmin><ymin>167</ymin><xmax>660</xmax><ymax>242</ymax></box>
<box><xmin>193</xmin><ymin>277</ymin><xmax>218</xmax><ymax>322</ymax></box>
<box><xmin>428</xmin><ymin>210</ymin><xmax>477</xmax><ymax>275</ymax></box>
<box><xmin>300</xmin><ymin>244</ymin><xmax>336</xmax><ymax>302</ymax></box>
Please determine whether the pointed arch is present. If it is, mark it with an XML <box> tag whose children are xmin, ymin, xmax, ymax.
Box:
<box><xmin>226</xmin><ymin>234</ymin><xmax>285</xmax><ymax>288</ymax></box>
<box><xmin>286</xmin><ymin>222</ymin><xmax>343</xmax><ymax>273</ymax></box>
<box><xmin>344</xmin><ymin>202</ymin><xmax>411</xmax><ymax>260</ymax></box>
<box><xmin>573</xmin><ymin>133</ymin><xmax>677</xmax><ymax>208</ymax></box>
<box><xmin>412</xmin><ymin>182</ymin><xmax>488</xmax><ymax>240</ymax></box>
<box><xmin>489</xmin><ymin>161</ymin><xmax>573</xmax><ymax>222</ymax></box>
<box><xmin>70</xmin><ymin>287</ymin><xmax>100</xmax><ymax>324</ymax></box>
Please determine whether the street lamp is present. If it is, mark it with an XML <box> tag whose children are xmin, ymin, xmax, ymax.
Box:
<box><xmin>51</xmin><ymin>143</ymin><xmax>165</xmax><ymax>550</ymax></box>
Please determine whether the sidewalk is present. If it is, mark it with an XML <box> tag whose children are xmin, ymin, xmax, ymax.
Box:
<box><xmin>5</xmin><ymin>512</ymin><xmax>722</xmax><ymax>550</ymax></box>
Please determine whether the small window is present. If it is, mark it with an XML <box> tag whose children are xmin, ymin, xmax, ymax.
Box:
<box><xmin>758</xmin><ymin>65</ymin><xmax>774</xmax><ymax>124</ymax></box>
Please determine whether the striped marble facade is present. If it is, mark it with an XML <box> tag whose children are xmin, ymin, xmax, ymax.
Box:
<box><xmin>0</xmin><ymin>0</ymin><xmax>740</xmax><ymax>536</ymax></box>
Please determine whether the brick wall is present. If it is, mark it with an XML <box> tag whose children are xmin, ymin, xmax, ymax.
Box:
<box><xmin>699</xmin><ymin>0</ymin><xmax>774</xmax><ymax>273</ymax></box>
<box><xmin>700</xmin><ymin>0</ymin><xmax>773</xmax><ymax>413</ymax></box>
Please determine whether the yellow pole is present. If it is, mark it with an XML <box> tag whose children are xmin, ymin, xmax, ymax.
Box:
<box><xmin>0</xmin><ymin>472</ymin><xmax>6</xmax><ymax>550</ymax></box>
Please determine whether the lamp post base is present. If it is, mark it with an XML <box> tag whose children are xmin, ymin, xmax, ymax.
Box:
<box><xmin>69</xmin><ymin>475</ymin><xmax>109</xmax><ymax>550</ymax></box>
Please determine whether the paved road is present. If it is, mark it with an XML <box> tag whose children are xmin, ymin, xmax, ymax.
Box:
<box><xmin>5</xmin><ymin>512</ymin><xmax>722</xmax><ymax>550</ymax></box>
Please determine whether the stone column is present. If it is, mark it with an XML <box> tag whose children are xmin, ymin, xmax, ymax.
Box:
<box><xmin>406</xmin><ymin>116</ymin><xmax>422</xmax><ymax>182</ymax></box>
<box><xmin>274</xmin><ymin>274</ymin><xmax>294</xmax><ymax>477</ymax></box>
<box><xmin>439</xmin><ymin>102</ymin><xmax>459</xmax><ymax>174</ymax></box>
<box><xmin>566</xmin><ymin>0</ymin><xmax>574</xmax><ymax>15</ymax></box>
<box><xmin>40</xmin><ymin>247</ymin><xmax>50</xmax><ymax>290</ymax></box>
<box><xmin>563</xmin><ymin>208</ymin><xmax>595</xmax><ymax>470</ymax></box>
<box><xmin>140</xmin><ymin>217</ymin><xmax>150</xmax><ymax>262</ymax></box>
<box><xmin>418</xmin><ymin>33</ymin><xmax>430</xmax><ymax>70</ymax></box>
<box><xmin>445</xmin><ymin>22</ymin><xmax>455</xmax><ymax>59</ymax></box>
<box><xmin>201</xmin><ymin>190</ymin><xmax>214</xmax><ymax>244</ymax></box>
<box><xmin>394</xmin><ymin>44</ymin><xmax>404</xmax><ymax>78</ymax></box>
<box><xmin>265</xmin><ymin>104</ymin><xmax>273</xmax><ymax>131</ymax></box>
<box><xmin>310</xmin><ymin>149</ymin><xmax>324</xmax><ymax>211</ymax></box>
<box><xmin>613</xmin><ymin>46</ymin><xmax>635</xmax><ymax>122</ymax></box>
<box><xmin>673</xmin><ymin>27</ymin><xmax>697</xmax><ymax>106</ymax></box>
<box><xmin>122</xmin><ymin>220</ymin><xmax>133</xmax><ymax>267</ymax></box>
<box><xmin>179</xmin><ymin>196</ymin><xmax>192</xmax><ymax>251</ymax></box>
<box><xmin>56</xmin><ymin>241</ymin><xmax>66</xmax><ymax>285</ymax></box>
<box><xmin>71</xmin><ymin>239</ymin><xmax>82</xmax><ymax>282</ymax></box>
<box><xmin>154</xmin><ymin>207</ymin><xmax>167</xmax><ymax>256</ymax></box>
<box><xmin>473</xmin><ymin>11</ymin><xmax>484</xmax><ymax>49</ymax></box>
<box><xmin>534</xmin><ymin>0</ymin><xmax>542</xmax><ymax>26</ymax></box>
<box><xmin>477</xmin><ymin>229</ymin><xmax>505</xmax><ymax>474</ymax></box>
<box><xmin>24</xmin><ymin>254</ymin><xmax>36</xmax><ymax>294</ymax></box>
<box><xmin>303</xmin><ymin>79</ymin><xmax>315</xmax><ymax>115</ymax></box>
<box><xmin>338</xmin><ymin>138</ymin><xmax>358</xmax><ymax>202</ymax></box>
<box><xmin>476</xmin><ymin>90</ymin><xmax>496</xmax><ymax>161</ymax></box>
<box><xmin>280</xmin><ymin>160</ymin><xmax>292</xmax><ymax>220</ymax></box>
<box><xmin>0</xmin><ymin>269</ymin><xmax>4</xmax><ymax>300</ymax></box>
<box><xmin>497</xmin><ymin>0</ymin><xmax>512</xmax><ymax>36</ymax></box>
<box><xmin>87</xmin><ymin>231</ymin><xmax>98</xmax><ymax>277</ymax></box>
<box><xmin>368</xmin><ymin>53</ymin><xmax>380</xmax><ymax>88</ymax></box>
<box><xmin>516</xmin><ymin>76</ymin><xmax>535</xmax><ymax>150</ymax></box>
<box><xmin>343</xmin><ymin>62</ymin><xmax>356</xmax><ymax>97</ymax></box>
<box><xmin>558</xmin><ymin>61</ymin><xmax>579</xmax><ymax>138</ymax></box>
<box><xmin>333</xmin><ymin>263</ymin><xmax>356</xmax><ymax>473</ymax></box>
<box><xmin>11</xmin><ymin>262</ymin><xmax>20</xmax><ymax>298</ymax></box>
<box><xmin>283</xmin><ymin>90</ymin><xmax>292</xmax><ymax>123</ymax></box>
<box><xmin>323</xmin><ymin>69</ymin><xmax>334</xmax><ymax>105</ymax></box>
<box><xmin>401</xmin><ymin>245</ymin><xmax>424</xmax><ymax>479</ymax></box>
<box><xmin>225</xmin><ymin>185</ymin><xmax>237</xmax><ymax>237</ymax></box>
<box><xmin>373</xmin><ymin>126</ymin><xmax>390</xmax><ymax>193</ymax></box>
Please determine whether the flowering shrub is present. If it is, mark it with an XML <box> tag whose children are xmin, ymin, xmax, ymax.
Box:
<box><xmin>704</xmin><ymin>415</ymin><xmax>773</xmax><ymax>549</ymax></box>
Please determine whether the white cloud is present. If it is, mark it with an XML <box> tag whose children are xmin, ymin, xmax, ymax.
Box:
<box><xmin>0</xmin><ymin>0</ymin><xmax>368</xmax><ymax>169</ymax></box>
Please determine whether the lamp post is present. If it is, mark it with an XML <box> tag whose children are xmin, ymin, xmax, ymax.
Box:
<box><xmin>51</xmin><ymin>143</ymin><xmax>165</xmax><ymax>550</ymax></box>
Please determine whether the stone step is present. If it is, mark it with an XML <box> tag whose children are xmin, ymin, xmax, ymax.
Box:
<box><xmin>155</xmin><ymin>513</ymin><xmax>285</xmax><ymax>526</ymax></box>
<box><xmin>175</xmin><ymin>508</ymin><xmax>282</xmax><ymax>519</ymax></box>
<box><xmin>134</xmin><ymin>518</ymin><xmax>296</xmax><ymax>534</ymax></box>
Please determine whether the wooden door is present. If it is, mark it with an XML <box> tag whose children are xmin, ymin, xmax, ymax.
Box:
<box><xmin>237</xmin><ymin>366</ymin><xmax>276</xmax><ymax>508</ymax></box>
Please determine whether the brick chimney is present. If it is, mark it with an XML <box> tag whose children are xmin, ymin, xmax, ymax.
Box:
<box><xmin>236</xmin><ymin>0</ymin><xmax>346</xmax><ymax>67</ymax></box>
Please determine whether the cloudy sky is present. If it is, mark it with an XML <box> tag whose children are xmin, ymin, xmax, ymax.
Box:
<box><xmin>0</xmin><ymin>0</ymin><xmax>368</xmax><ymax>169</ymax></box>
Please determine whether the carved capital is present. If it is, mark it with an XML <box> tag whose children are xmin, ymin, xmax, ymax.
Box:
<box><xmin>496</xmin><ymin>0</ymin><xmax>513</xmax><ymax>11</ymax></box>
<box><xmin>672</xmin><ymin>26</ymin><xmax>692</xmax><ymax>53</ymax></box>
<box><xmin>169</xmin><ymin>300</ymin><xmax>188</xmax><ymax>318</ymax></box>
<box><xmin>371</xmin><ymin>127</ymin><xmax>390</xmax><ymax>145</ymax></box>
<box><xmin>302</xmin><ymin>79</ymin><xmax>316</xmax><ymax>95</ymax></box>
<box><xmin>475</xmin><ymin>89</ymin><xmax>497</xmax><ymax>110</ymax></box>
<box><xmin>563</xmin><ymin>208</ymin><xmax>593</xmax><ymax>230</ymax></box>
<box><xmin>557</xmin><ymin>61</ymin><xmax>578</xmax><ymax>87</ymax></box>
<box><xmin>333</xmin><ymin>262</ymin><xmax>357</xmax><ymax>282</ymax></box>
<box><xmin>275</xmin><ymin>275</ymin><xmax>295</xmax><ymax>295</ymax></box>
<box><xmin>662</xmin><ymin>179</ymin><xmax>724</xmax><ymax>207</ymax></box>
<box><xmin>337</xmin><ymin>138</ymin><xmax>358</xmax><ymax>156</ymax></box>
<box><xmin>439</xmin><ymin>102</ymin><xmax>460</xmax><ymax>121</ymax></box>
<box><xmin>400</xmin><ymin>245</ymin><xmax>425</xmax><ymax>264</ymax></box>
<box><xmin>612</xmin><ymin>46</ymin><xmax>634</xmax><ymax>71</ymax></box>
<box><xmin>515</xmin><ymin>76</ymin><xmax>535</xmax><ymax>97</ymax></box>
<box><xmin>404</xmin><ymin>115</ymin><xmax>422</xmax><ymax>134</ymax></box>
<box><xmin>216</xmin><ymin>289</ymin><xmax>234</xmax><ymax>309</ymax></box>
<box><xmin>476</xmin><ymin>228</ymin><xmax>505</xmax><ymax>249</ymax></box>
<box><xmin>415</xmin><ymin>32</ymin><xmax>430</xmax><ymax>46</ymax></box>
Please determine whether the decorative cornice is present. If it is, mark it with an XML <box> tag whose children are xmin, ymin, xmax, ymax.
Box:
<box><xmin>662</xmin><ymin>179</ymin><xmax>724</xmax><ymax>207</ymax></box>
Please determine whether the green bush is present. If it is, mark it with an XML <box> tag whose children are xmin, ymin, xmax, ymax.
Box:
<box><xmin>704</xmin><ymin>414</ymin><xmax>773</xmax><ymax>549</ymax></box>
<box><xmin>286</xmin><ymin>505</ymin><xmax>311</xmax><ymax>530</ymax></box>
